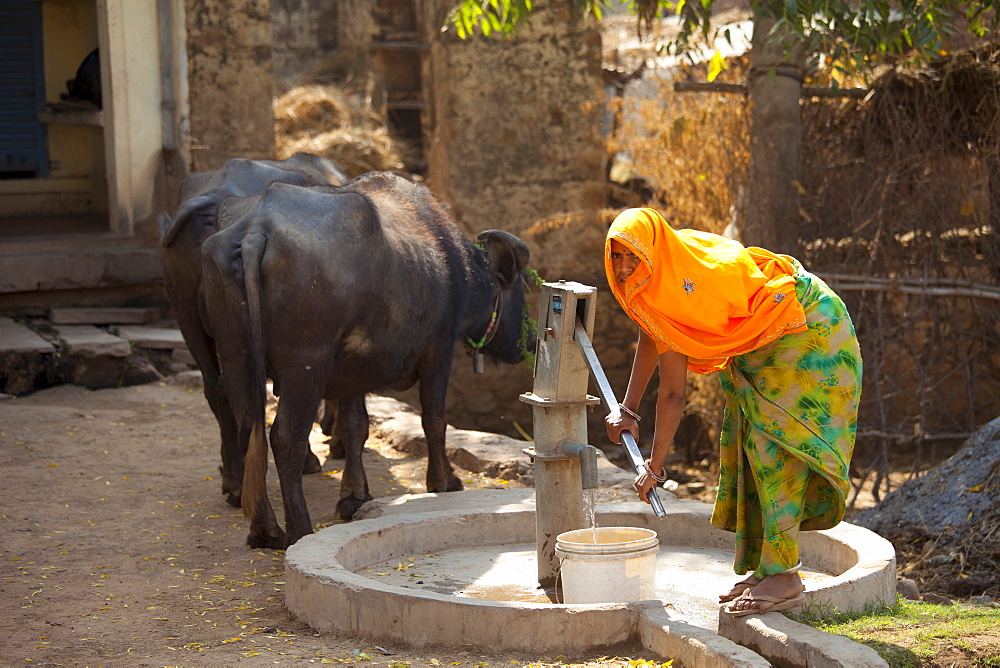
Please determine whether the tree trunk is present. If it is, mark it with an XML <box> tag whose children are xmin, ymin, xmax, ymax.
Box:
<box><xmin>744</xmin><ymin>15</ymin><xmax>803</xmax><ymax>254</ymax></box>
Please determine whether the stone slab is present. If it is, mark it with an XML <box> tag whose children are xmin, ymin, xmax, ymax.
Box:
<box><xmin>53</xmin><ymin>325</ymin><xmax>131</xmax><ymax>357</ymax></box>
<box><xmin>0</xmin><ymin>247</ymin><xmax>163</xmax><ymax>293</ymax></box>
<box><xmin>639</xmin><ymin>604</ymin><xmax>771</xmax><ymax>668</ymax></box>
<box><xmin>49</xmin><ymin>307</ymin><xmax>158</xmax><ymax>325</ymax></box>
<box><xmin>172</xmin><ymin>347</ymin><xmax>196</xmax><ymax>366</ymax></box>
<box><xmin>112</xmin><ymin>326</ymin><xmax>186</xmax><ymax>350</ymax></box>
<box><xmin>0</xmin><ymin>317</ymin><xmax>55</xmax><ymax>394</ymax></box>
<box><xmin>0</xmin><ymin>317</ymin><xmax>55</xmax><ymax>354</ymax></box>
<box><xmin>719</xmin><ymin>611</ymin><xmax>888</xmax><ymax>667</ymax></box>
<box><xmin>366</xmin><ymin>395</ymin><xmax>637</xmax><ymax>489</ymax></box>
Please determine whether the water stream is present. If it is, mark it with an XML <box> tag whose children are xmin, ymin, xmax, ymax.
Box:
<box><xmin>584</xmin><ymin>488</ymin><xmax>598</xmax><ymax>543</ymax></box>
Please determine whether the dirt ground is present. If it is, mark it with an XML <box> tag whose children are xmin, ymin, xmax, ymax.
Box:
<box><xmin>0</xmin><ymin>377</ymin><xmax>665</xmax><ymax>666</ymax></box>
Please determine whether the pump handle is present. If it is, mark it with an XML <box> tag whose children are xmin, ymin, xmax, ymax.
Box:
<box><xmin>574</xmin><ymin>320</ymin><xmax>666</xmax><ymax>517</ymax></box>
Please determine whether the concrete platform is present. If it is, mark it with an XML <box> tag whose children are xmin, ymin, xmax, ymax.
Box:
<box><xmin>286</xmin><ymin>489</ymin><xmax>893</xmax><ymax>667</ymax></box>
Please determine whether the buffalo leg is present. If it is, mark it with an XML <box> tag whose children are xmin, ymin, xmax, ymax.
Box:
<box><xmin>419</xmin><ymin>359</ymin><xmax>463</xmax><ymax>493</ymax></box>
<box><xmin>336</xmin><ymin>396</ymin><xmax>372</xmax><ymax>520</ymax></box>
<box><xmin>242</xmin><ymin>410</ymin><xmax>285</xmax><ymax>549</ymax></box>
<box><xmin>182</xmin><ymin>325</ymin><xmax>243</xmax><ymax>506</ymax></box>
<box><xmin>269</xmin><ymin>389</ymin><xmax>324</xmax><ymax>547</ymax></box>
<box><xmin>303</xmin><ymin>446</ymin><xmax>323</xmax><ymax>475</ymax></box>
<box><xmin>212</xmin><ymin>378</ymin><xmax>244</xmax><ymax>507</ymax></box>
<box><xmin>318</xmin><ymin>399</ymin><xmax>346</xmax><ymax>459</ymax></box>
<box><xmin>245</xmin><ymin>478</ymin><xmax>285</xmax><ymax>549</ymax></box>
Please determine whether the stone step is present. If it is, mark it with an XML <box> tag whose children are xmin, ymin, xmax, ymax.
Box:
<box><xmin>0</xmin><ymin>317</ymin><xmax>195</xmax><ymax>395</ymax></box>
<box><xmin>49</xmin><ymin>307</ymin><xmax>160</xmax><ymax>325</ymax></box>
<box><xmin>0</xmin><ymin>317</ymin><xmax>57</xmax><ymax>395</ymax></box>
<box><xmin>111</xmin><ymin>325</ymin><xmax>187</xmax><ymax>350</ymax></box>
<box><xmin>53</xmin><ymin>324</ymin><xmax>132</xmax><ymax>357</ymax></box>
<box><xmin>0</xmin><ymin>316</ymin><xmax>56</xmax><ymax>354</ymax></box>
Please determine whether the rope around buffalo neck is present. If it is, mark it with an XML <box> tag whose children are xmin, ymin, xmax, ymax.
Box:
<box><xmin>466</xmin><ymin>282</ymin><xmax>502</xmax><ymax>352</ymax></box>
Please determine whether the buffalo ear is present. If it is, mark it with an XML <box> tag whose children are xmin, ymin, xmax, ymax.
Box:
<box><xmin>477</xmin><ymin>230</ymin><xmax>530</xmax><ymax>288</ymax></box>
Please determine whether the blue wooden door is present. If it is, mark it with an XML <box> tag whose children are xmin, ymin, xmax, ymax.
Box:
<box><xmin>0</xmin><ymin>0</ymin><xmax>48</xmax><ymax>177</ymax></box>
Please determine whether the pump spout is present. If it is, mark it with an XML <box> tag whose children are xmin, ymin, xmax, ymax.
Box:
<box><xmin>558</xmin><ymin>440</ymin><xmax>600</xmax><ymax>490</ymax></box>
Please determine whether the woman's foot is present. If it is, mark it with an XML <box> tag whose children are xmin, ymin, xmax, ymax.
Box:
<box><xmin>725</xmin><ymin>572</ymin><xmax>805</xmax><ymax>615</ymax></box>
<box><xmin>719</xmin><ymin>574</ymin><xmax>762</xmax><ymax>603</ymax></box>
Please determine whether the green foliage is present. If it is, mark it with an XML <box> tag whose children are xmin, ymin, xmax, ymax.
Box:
<box><xmin>447</xmin><ymin>0</ymin><xmax>997</xmax><ymax>77</ymax></box>
<box><xmin>449</xmin><ymin>0</ymin><xmax>536</xmax><ymax>38</ymax></box>
<box><xmin>519</xmin><ymin>301</ymin><xmax>538</xmax><ymax>370</ymax></box>
<box><xmin>523</xmin><ymin>267</ymin><xmax>545</xmax><ymax>289</ymax></box>
<box><xmin>518</xmin><ymin>268</ymin><xmax>544</xmax><ymax>369</ymax></box>
<box><xmin>754</xmin><ymin>0</ymin><xmax>997</xmax><ymax>74</ymax></box>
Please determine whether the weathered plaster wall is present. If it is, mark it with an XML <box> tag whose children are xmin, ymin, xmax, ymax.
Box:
<box><xmin>270</xmin><ymin>0</ymin><xmax>339</xmax><ymax>88</ymax></box>
<box><xmin>185</xmin><ymin>0</ymin><xmax>276</xmax><ymax>171</ymax></box>
<box><xmin>425</xmin><ymin>0</ymin><xmax>606</xmax><ymax>238</ymax></box>
<box><xmin>270</xmin><ymin>0</ymin><xmax>377</xmax><ymax>89</ymax></box>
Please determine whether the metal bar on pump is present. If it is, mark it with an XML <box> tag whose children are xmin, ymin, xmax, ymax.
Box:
<box><xmin>574</xmin><ymin>319</ymin><xmax>666</xmax><ymax>517</ymax></box>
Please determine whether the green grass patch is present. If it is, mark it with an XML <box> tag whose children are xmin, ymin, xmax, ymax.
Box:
<box><xmin>797</xmin><ymin>596</ymin><xmax>1000</xmax><ymax>667</ymax></box>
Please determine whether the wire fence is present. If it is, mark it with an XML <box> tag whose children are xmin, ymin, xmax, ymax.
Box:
<box><xmin>610</xmin><ymin>44</ymin><xmax>1000</xmax><ymax>502</ymax></box>
<box><xmin>796</xmin><ymin>46</ymin><xmax>1000</xmax><ymax>505</ymax></box>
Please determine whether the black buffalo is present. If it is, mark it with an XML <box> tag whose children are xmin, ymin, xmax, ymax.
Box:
<box><xmin>160</xmin><ymin>154</ymin><xmax>348</xmax><ymax>507</ymax></box>
<box><xmin>200</xmin><ymin>171</ymin><xmax>535</xmax><ymax>548</ymax></box>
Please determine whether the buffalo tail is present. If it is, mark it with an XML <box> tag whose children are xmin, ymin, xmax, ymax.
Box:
<box><xmin>239</xmin><ymin>232</ymin><xmax>270</xmax><ymax>522</ymax></box>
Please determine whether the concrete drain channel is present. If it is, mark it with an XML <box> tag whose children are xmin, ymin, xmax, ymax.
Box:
<box><xmin>285</xmin><ymin>491</ymin><xmax>895</xmax><ymax>667</ymax></box>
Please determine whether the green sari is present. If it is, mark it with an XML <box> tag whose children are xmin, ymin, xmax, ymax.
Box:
<box><xmin>711</xmin><ymin>263</ymin><xmax>862</xmax><ymax>577</ymax></box>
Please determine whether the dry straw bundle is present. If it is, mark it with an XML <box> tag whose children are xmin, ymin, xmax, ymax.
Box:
<box><xmin>274</xmin><ymin>84</ymin><xmax>411</xmax><ymax>177</ymax></box>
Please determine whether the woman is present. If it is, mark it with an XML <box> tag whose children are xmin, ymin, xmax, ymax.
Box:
<box><xmin>604</xmin><ymin>208</ymin><xmax>862</xmax><ymax>616</ymax></box>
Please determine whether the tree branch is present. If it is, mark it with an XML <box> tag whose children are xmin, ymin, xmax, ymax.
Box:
<box><xmin>817</xmin><ymin>273</ymin><xmax>1000</xmax><ymax>301</ymax></box>
<box><xmin>673</xmin><ymin>81</ymin><xmax>870</xmax><ymax>99</ymax></box>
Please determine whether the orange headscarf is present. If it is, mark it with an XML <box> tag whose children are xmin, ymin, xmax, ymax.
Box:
<box><xmin>605</xmin><ymin>208</ymin><xmax>808</xmax><ymax>374</ymax></box>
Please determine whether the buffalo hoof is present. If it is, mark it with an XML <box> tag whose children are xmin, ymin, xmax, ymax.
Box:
<box><xmin>246</xmin><ymin>527</ymin><xmax>286</xmax><ymax>550</ymax></box>
<box><xmin>221</xmin><ymin>466</ymin><xmax>243</xmax><ymax>507</ymax></box>
<box><xmin>326</xmin><ymin>439</ymin><xmax>345</xmax><ymax>459</ymax></box>
<box><xmin>337</xmin><ymin>495</ymin><xmax>372</xmax><ymax>521</ymax></box>
<box><xmin>427</xmin><ymin>475</ymin><xmax>464</xmax><ymax>494</ymax></box>
<box><xmin>303</xmin><ymin>451</ymin><xmax>323</xmax><ymax>475</ymax></box>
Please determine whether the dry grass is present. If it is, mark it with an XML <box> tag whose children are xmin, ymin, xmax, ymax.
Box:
<box><xmin>274</xmin><ymin>84</ymin><xmax>413</xmax><ymax>177</ymax></box>
<box><xmin>606</xmin><ymin>61</ymin><xmax>750</xmax><ymax>236</ymax></box>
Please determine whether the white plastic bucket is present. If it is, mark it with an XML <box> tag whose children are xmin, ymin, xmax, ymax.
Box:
<box><xmin>555</xmin><ymin>526</ymin><xmax>659</xmax><ymax>604</ymax></box>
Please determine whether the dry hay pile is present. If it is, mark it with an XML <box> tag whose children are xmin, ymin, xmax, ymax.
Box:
<box><xmin>798</xmin><ymin>43</ymin><xmax>1000</xmax><ymax>255</ymax></box>
<box><xmin>274</xmin><ymin>84</ymin><xmax>411</xmax><ymax>177</ymax></box>
<box><xmin>606</xmin><ymin>57</ymin><xmax>750</xmax><ymax>236</ymax></box>
<box><xmin>854</xmin><ymin>417</ymin><xmax>1000</xmax><ymax>600</ymax></box>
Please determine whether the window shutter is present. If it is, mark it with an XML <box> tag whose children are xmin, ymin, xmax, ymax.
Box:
<box><xmin>0</xmin><ymin>0</ymin><xmax>48</xmax><ymax>177</ymax></box>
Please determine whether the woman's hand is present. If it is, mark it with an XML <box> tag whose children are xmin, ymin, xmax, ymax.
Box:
<box><xmin>605</xmin><ymin>411</ymin><xmax>638</xmax><ymax>445</ymax></box>
<box><xmin>632</xmin><ymin>468</ymin><xmax>660</xmax><ymax>505</ymax></box>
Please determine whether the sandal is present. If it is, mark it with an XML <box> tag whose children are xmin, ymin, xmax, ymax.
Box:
<box><xmin>724</xmin><ymin>589</ymin><xmax>806</xmax><ymax>616</ymax></box>
<box><xmin>718</xmin><ymin>574</ymin><xmax>762</xmax><ymax>603</ymax></box>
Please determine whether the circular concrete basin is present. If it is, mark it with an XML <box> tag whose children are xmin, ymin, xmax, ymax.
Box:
<box><xmin>284</xmin><ymin>492</ymin><xmax>894</xmax><ymax>662</ymax></box>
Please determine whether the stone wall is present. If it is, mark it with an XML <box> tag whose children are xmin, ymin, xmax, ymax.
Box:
<box><xmin>270</xmin><ymin>0</ymin><xmax>341</xmax><ymax>89</ymax></box>
<box><xmin>425</xmin><ymin>0</ymin><xmax>606</xmax><ymax>237</ymax></box>
<box><xmin>185</xmin><ymin>0</ymin><xmax>276</xmax><ymax>171</ymax></box>
<box><xmin>268</xmin><ymin>0</ymin><xmax>606</xmax><ymax>236</ymax></box>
